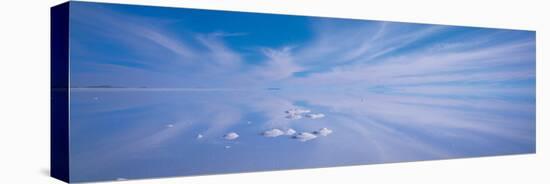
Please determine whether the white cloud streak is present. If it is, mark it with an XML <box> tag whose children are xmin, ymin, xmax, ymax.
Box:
<box><xmin>306</xmin><ymin>113</ymin><xmax>325</xmax><ymax>119</ymax></box>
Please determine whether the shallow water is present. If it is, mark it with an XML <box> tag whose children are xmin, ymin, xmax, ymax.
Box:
<box><xmin>69</xmin><ymin>88</ymin><xmax>535</xmax><ymax>182</ymax></box>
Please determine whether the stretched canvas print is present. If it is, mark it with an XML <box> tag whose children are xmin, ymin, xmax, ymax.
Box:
<box><xmin>51</xmin><ymin>1</ymin><xmax>536</xmax><ymax>183</ymax></box>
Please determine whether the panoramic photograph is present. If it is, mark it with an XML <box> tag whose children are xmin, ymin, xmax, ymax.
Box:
<box><xmin>67</xmin><ymin>2</ymin><xmax>535</xmax><ymax>182</ymax></box>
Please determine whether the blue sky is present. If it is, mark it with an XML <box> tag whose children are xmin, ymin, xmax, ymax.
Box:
<box><xmin>68</xmin><ymin>1</ymin><xmax>535</xmax><ymax>182</ymax></box>
<box><xmin>69</xmin><ymin>2</ymin><xmax>535</xmax><ymax>91</ymax></box>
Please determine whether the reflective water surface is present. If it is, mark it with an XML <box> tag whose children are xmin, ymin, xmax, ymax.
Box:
<box><xmin>69</xmin><ymin>88</ymin><xmax>535</xmax><ymax>182</ymax></box>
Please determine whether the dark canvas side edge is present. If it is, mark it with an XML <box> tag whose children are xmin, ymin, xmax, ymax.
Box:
<box><xmin>51</xmin><ymin>1</ymin><xmax>70</xmax><ymax>183</ymax></box>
